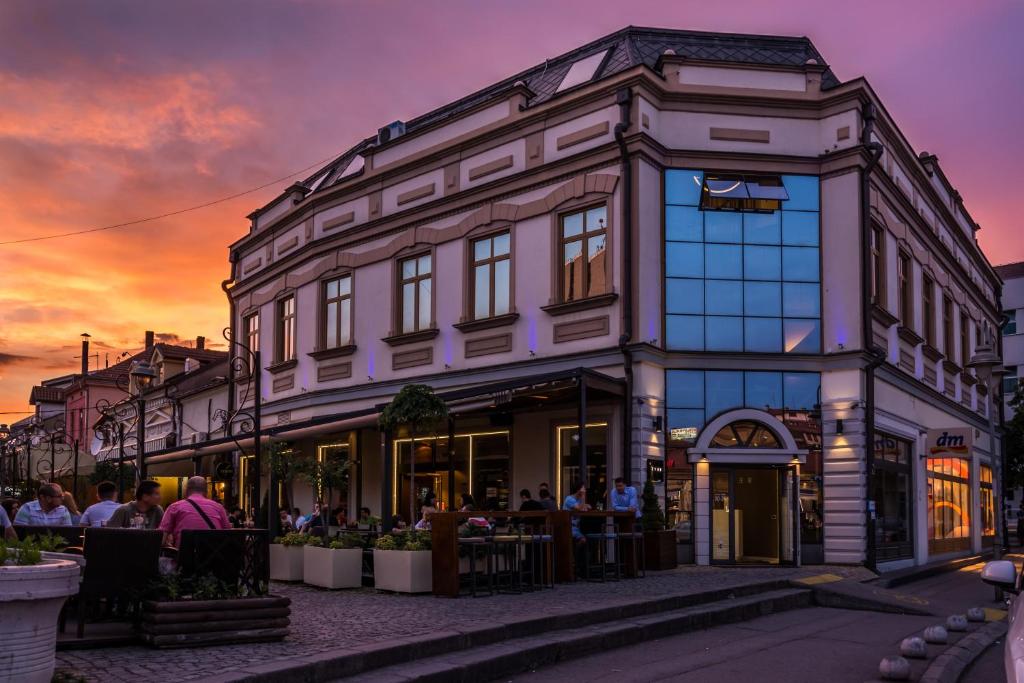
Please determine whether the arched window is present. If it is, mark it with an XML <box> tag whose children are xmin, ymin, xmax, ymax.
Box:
<box><xmin>709</xmin><ymin>420</ymin><xmax>782</xmax><ymax>448</ymax></box>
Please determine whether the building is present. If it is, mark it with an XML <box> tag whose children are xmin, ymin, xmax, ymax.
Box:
<box><xmin>142</xmin><ymin>26</ymin><xmax>1002</xmax><ymax>569</ymax></box>
<box><xmin>997</xmin><ymin>261</ymin><xmax>1022</xmax><ymax>515</ymax></box>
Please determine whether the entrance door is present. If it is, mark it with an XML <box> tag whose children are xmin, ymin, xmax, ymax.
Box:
<box><xmin>710</xmin><ymin>465</ymin><xmax>797</xmax><ymax>565</ymax></box>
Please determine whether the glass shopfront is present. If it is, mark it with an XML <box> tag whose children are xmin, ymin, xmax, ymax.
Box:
<box><xmin>981</xmin><ymin>464</ymin><xmax>996</xmax><ymax>539</ymax></box>
<box><xmin>926</xmin><ymin>456</ymin><xmax>972</xmax><ymax>554</ymax></box>
<box><xmin>871</xmin><ymin>434</ymin><xmax>913</xmax><ymax>561</ymax></box>
<box><xmin>557</xmin><ymin>423</ymin><xmax>608</xmax><ymax>508</ymax></box>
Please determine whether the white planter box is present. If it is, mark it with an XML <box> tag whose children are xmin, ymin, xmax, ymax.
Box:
<box><xmin>373</xmin><ymin>549</ymin><xmax>432</xmax><ymax>593</ymax></box>
<box><xmin>0</xmin><ymin>559</ymin><xmax>81</xmax><ymax>683</ymax></box>
<box><xmin>269</xmin><ymin>544</ymin><xmax>305</xmax><ymax>581</ymax></box>
<box><xmin>303</xmin><ymin>545</ymin><xmax>362</xmax><ymax>589</ymax></box>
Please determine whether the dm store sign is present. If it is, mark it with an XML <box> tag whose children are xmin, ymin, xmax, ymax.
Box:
<box><xmin>926</xmin><ymin>428</ymin><xmax>972</xmax><ymax>458</ymax></box>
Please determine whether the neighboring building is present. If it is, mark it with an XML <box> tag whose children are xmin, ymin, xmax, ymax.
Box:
<box><xmin>997</xmin><ymin>261</ymin><xmax>1023</xmax><ymax>514</ymax></box>
<box><xmin>144</xmin><ymin>27</ymin><xmax>1001</xmax><ymax>569</ymax></box>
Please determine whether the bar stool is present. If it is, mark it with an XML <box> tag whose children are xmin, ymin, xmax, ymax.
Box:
<box><xmin>615</xmin><ymin>517</ymin><xmax>646</xmax><ymax>578</ymax></box>
<box><xmin>584</xmin><ymin>520</ymin><xmax>622</xmax><ymax>582</ymax></box>
<box><xmin>458</xmin><ymin>537</ymin><xmax>494</xmax><ymax>597</ymax></box>
<box><xmin>491</xmin><ymin>525</ymin><xmax>524</xmax><ymax>594</ymax></box>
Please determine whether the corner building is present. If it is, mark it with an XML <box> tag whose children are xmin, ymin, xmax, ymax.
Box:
<box><xmin>182</xmin><ymin>27</ymin><xmax>1002</xmax><ymax>570</ymax></box>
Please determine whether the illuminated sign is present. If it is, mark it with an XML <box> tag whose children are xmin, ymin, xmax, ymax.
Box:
<box><xmin>670</xmin><ymin>426</ymin><xmax>698</xmax><ymax>441</ymax></box>
<box><xmin>926</xmin><ymin>428</ymin><xmax>972</xmax><ymax>458</ymax></box>
<box><xmin>647</xmin><ymin>459</ymin><xmax>665</xmax><ymax>483</ymax></box>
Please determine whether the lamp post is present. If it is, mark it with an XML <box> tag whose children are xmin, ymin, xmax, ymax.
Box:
<box><xmin>130</xmin><ymin>360</ymin><xmax>157</xmax><ymax>480</ymax></box>
<box><xmin>968</xmin><ymin>334</ymin><xmax>1007</xmax><ymax>598</ymax></box>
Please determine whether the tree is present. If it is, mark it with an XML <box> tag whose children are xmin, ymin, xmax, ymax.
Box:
<box><xmin>299</xmin><ymin>453</ymin><xmax>350</xmax><ymax>527</ymax></box>
<box><xmin>1004</xmin><ymin>384</ymin><xmax>1024</xmax><ymax>490</ymax></box>
<box><xmin>640</xmin><ymin>478</ymin><xmax>666</xmax><ymax>532</ymax></box>
<box><xmin>378</xmin><ymin>384</ymin><xmax>448</xmax><ymax>525</ymax></box>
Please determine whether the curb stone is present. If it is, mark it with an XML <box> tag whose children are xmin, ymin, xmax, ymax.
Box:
<box><xmin>918</xmin><ymin>620</ymin><xmax>1007</xmax><ymax>683</ymax></box>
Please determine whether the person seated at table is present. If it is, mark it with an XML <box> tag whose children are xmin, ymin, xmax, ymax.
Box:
<box><xmin>62</xmin><ymin>491</ymin><xmax>82</xmax><ymax>525</ymax></box>
<box><xmin>356</xmin><ymin>507</ymin><xmax>373</xmax><ymax>528</ymax></box>
<box><xmin>415</xmin><ymin>494</ymin><xmax>437</xmax><ymax>530</ymax></box>
<box><xmin>159</xmin><ymin>476</ymin><xmax>230</xmax><ymax>547</ymax></box>
<box><xmin>458</xmin><ymin>493</ymin><xmax>476</xmax><ymax>512</ymax></box>
<box><xmin>608</xmin><ymin>477</ymin><xmax>641</xmax><ymax>521</ymax></box>
<box><xmin>390</xmin><ymin>514</ymin><xmax>407</xmax><ymax>530</ymax></box>
<box><xmin>332</xmin><ymin>506</ymin><xmax>347</xmax><ymax>528</ymax></box>
<box><xmin>278</xmin><ymin>508</ymin><xmax>294</xmax><ymax>532</ymax></box>
<box><xmin>292</xmin><ymin>507</ymin><xmax>306</xmax><ymax>529</ymax></box>
<box><xmin>537</xmin><ymin>483</ymin><xmax>558</xmax><ymax>512</ymax></box>
<box><xmin>15</xmin><ymin>483</ymin><xmax>72</xmax><ymax>526</ymax></box>
<box><xmin>228</xmin><ymin>507</ymin><xmax>245</xmax><ymax>528</ymax></box>
<box><xmin>107</xmin><ymin>480</ymin><xmax>164</xmax><ymax>529</ymax></box>
<box><xmin>563</xmin><ymin>481</ymin><xmax>591</xmax><ymax>576</ymax></box>
<box><xmin>79</xmin><ymin>481</ymin><xmax>121</xmax><ymax>527</ymax></box>
<box><xmin>0</xmin><ymin>500</ymin><xmax>15</xmax><ymax>541</ymax></box>
<box><xmin>1</xmin><ymin>498</ymin><xmax>20</xmax><ymax>526</ymax></box>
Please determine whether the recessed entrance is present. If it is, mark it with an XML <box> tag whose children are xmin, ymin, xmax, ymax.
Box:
<box><xmin>711</xmin><ymin>466</ymin><xmax>791</xmax><ymax>564</ymax></box>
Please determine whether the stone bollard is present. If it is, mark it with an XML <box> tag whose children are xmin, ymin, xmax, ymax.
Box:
<box><xmin>966</xmin><ymin>607</ymin><xmax>986</xmax><ymax>622</ymax></box>
<box><xmin>946</xmin><ymin>614</ymin><xmax>968</xmax><ymax>632</ymax></box>
<box><xmin>879</xmin><ymin>655</ymin><xmax>911</xmax><ymax>681</ymax></box>
<box><xmin>899</xmin><ymin>636</ymin><xmax>927</xmax><ymax>659</ymax></box>
<box><xmin>923</xmin><ymin>625</ymin><xmax>948</xmax><ymax>644</ymax></box>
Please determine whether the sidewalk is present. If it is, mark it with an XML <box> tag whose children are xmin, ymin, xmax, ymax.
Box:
<box><xmin>55</xmin><ymin>564</ymin><xmax>872</xmax><ymax>682</ymax></box>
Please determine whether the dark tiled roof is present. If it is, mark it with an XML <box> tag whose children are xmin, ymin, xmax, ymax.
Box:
<box><xmin>29</xmin><ymin>385</ymin><xmax>65</xmax><ymax>405</ymax></box>
<box><xmin>294</xmin><ymin>26</ymin><xmax>838</xmax><ymax>196</ymax></box>
<box><xmin>995</xmin><ymin>261</ymin><xmax>1024</xmax><ymax>281</ymax></box>
<box><xmin>153</xmin><ymin>344</ymin><xmax>227</xmax><ymax>363</ymax></box>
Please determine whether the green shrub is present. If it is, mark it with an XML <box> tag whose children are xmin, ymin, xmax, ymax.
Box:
<box><xmin>373</xmin><ymin>529</ymin><xmax>431</xmax><ymax>551</ymax></box>
<box><xmin>328</xmin><ymin>532</ymin><xmax>364</xmax><ymax>550</ymax></box>
<box><xmin>273</xmin><ymin>532</ymin><xmax>316</xmax><ymax>546</ymax></box>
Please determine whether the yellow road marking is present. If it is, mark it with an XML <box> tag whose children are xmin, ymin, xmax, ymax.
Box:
<box><xmin>984</xmin><ymin>608</ymin><xmax>1008</xmax><ymax>622</ymax></box>
<box><xmin>794</xmin><ymin>573</ymin><xmax>843</xmax><ymax>585</ymax></box>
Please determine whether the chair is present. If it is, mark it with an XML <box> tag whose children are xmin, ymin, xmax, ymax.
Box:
<box><xmin>458</xmin><ymin>536</ymin><xmax>494</xmax><ymax>597</ymax></box>
<box><xmin>178</xmin><ymin>529</ymin><xmax>269</xmax><ymax>596</ymax></box>
<box><xmin>615</xmin><ymin>518</ymin><xmax>646</xmax><ymax>578</ymax></box>
<box><xmin>76</xmin><ymin>528</ymin><xmax>163</xmax><ymax>637</ymax></box>
<box><xmin>14</xmin><ymin>524</ymin><xmax>84</xmax><ymax>549</ymax></box>
<box><xmin>583</xmin><ymin>519</ymin><xmax>622</xmax><ymax>582</ymax></box>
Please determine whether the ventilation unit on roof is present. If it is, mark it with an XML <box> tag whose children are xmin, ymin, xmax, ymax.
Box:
<box><xmin>377</xmin><ymin>121</ymin><xmax>406</xmax><ymax>145</ymax></box>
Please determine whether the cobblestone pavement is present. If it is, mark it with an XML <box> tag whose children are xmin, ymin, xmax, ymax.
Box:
<box><xmin>55</xmin><ymin>564</ymin><xmax>871</xmax><ymax>682</ymax></box>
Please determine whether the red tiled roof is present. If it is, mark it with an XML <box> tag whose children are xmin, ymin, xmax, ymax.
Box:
<box><xmin>29</xmin><ymin>385</ymin><xmax>65</xmax><ymax>404</ymax></box>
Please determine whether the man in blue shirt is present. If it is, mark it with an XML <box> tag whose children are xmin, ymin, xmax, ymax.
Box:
<box><xmin>79</xmin><ymin>481</ymin><xmax>121</xmax><ymax>527</ymax></box>
<box><xmin>15</xmin><ymin>483</ymin><xmax>72</xmax><ymax>526</ymax></box>
<box><xmin>609</xmin><ymin>477</ymin><xmax>641</xmax><ymax>520</ymax></box>
<box><xmin>0</xmin><ymin>503</ymin><xmax>15</xmax><ymax>540</ymax></box>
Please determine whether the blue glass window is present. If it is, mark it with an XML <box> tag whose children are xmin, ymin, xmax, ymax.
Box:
<box><xmin>744</xmin><ymin>317</ymin><xmax>782</xmax><ymax>352</ymax></box>
<box><xmin>705</xmin><ymin>212</ymin><xmax>742</xmax><ymax>243</ymax></box>
<box><xmin>744</xmin><ymin>245</ymin><xmax>781</xmax><ymax>281</ymax></box>
<box><xmin>782</xmin><ymin>282</ymin><xmax>820</xmax><ymax>318</ymax></box>
<box><xmin>665</xmin><ymin>170</ymin><xmax>703</xmax><ymax>206</ymax></box>
<box><xmin>783</xmin><ymin>372</ymin><xmax>819</xmax><ymax>410</ymax></box>
<box><xmin>667</xmin><ymin>279</ymin><xmax>704</xmax><ymax>315</ymax></box>
<box><xmin>744</xmin><ymin>281</ymin><xmax>781</xmax><ymax>317</ymax></box>
<box><xmin>782</xmin><ymin>211</ymin><xmax>819</xmax><ymax>246</ymax></box>
<box><xmin>666</xmin><ymin>370</ymin><xmax>704</xmax><ymax>407</ymax></box>
<box><xmin>706</xmin><ymin>371</ymin><xmax>743</xmax><ymax>418</ymax></box>
<box><xmin>782</xmin><ymin>247</ymin><xmax>819</xmax><ymax>282</ymax></box>
<box><xmin>666</xmin><ymin>315</ymin><xmax>703</xmax><ymax>350</ymax></box>
<box><xmin>666</xmin><ymin>243</ymin><xmax>703</xmax><ymax>278</ymax></box>
<box><xmin>666</xmin><ymin>206</ymin><xmax>702</xmax><ymax>242</ymax></box>
<box><xmin>744</xmin><ymin>212</ymin><xmax>781</xmax><ymax>245</ymax></box>
<box><xmin>745</xmin><ymin>372</ymin><xmax>783</xmax><ymax>409</ymax></box>
<box><xmin>784</xmin><ymin>319</ymin><xmax>821</xmax><ymax>353</ymax></box>
<box><xmin>706</xmin><ymin>280</ymin><xmax>743</xmax><ymax>315</ymax></box>
<box><xmin>706</xmin><ymin>244</ymin><xmax>742</xmax><ymax>279</ymax></box>
<box><xmin>781</xmin><ymin>175</ymin><xmax>819</xmax><ymax>211</ymax></box>
<box><xmin>706</xmin><ymin>316</ymin><xmax>743</xmax><ymax>351</ymax></box>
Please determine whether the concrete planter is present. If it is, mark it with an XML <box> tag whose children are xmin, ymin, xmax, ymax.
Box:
<box><xmin>269</xmin><ymin>544</ymin><xmax>305</xmax><ymax>582</ymax></box>
<box><xmin>373</xmin><ymin>549</ymin><xmax>432</xmax><ymax>593</ymax></box>
<box><xmin>0</xmin><ymin>559</ymin><xmax>81</xmax><ymax>683</ymax></box>
<box><xmin>303</xmin><ymin>546</ymin><xmax>362</xmax><ymax>589</ymax></box>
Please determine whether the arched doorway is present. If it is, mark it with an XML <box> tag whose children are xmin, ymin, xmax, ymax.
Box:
<box><xmin>688</xmin><ymin>409</ymin><xmax>806</xmax><ymax>565</ymax></box>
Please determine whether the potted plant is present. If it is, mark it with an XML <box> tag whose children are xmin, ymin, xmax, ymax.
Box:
<box><xmin>138</xmin><ymin>572</ymin><xmax>290</xmax><ymax>647</ymax></box>
<box><xmin>373</xmin><ymin>529</ymin><xmax>432</xmax><ymax>593</ymax></box>
<box><xmin>378</xmin><ymin>384</ymin><xmax>448</xmax><ymax>528</ymax></box>
<box><xmin>304</xmin><ymin>532</ymin><xmax>364</xmax><ymax>589</ymax></box>
<box><xmin>269</xmin><ymin>532</ymin><xmax>314</xmax><ymax>581</ymax></box>
<box><xmin>0</xmin><ymin>536</ymin><xmax>81</xmax><ymax>682</ymax></box>
<box><xmin>641</xmin><ymin>478</ymin><xmax>677</xmax><ymax>570</ymax></box>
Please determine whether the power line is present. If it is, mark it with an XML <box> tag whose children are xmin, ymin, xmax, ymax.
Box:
<box><xmin>0</xmin><ymin>150</ymin><xmax>345</xmax><ymax>246</ymax></box>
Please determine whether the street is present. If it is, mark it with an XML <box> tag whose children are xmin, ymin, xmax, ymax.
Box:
<box><xmin>508</xmin><ymin>561</ymin><xmax>1009</xmax><ymax>683</ymax></box>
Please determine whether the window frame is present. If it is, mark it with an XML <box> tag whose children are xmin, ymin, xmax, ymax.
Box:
<box><xmin>557</xmin><ymin>203</ymin><xmax>609</xmax><ymax>304</ymax></box>
<box><xmin>897</xmin><ymin>250</ymin><xmax>912</xmax><ymax>326</ymax></box>
<box><xmin>960</xmin><ymin>312</ymin><xmax>970</xmax><ymax>368</ymax></box>
<box><xmin>468</xmin><ymin>229</ymin><xmax>513</xmax><ymax>321</ymax></box>
<box><xmin>942</xmin><ymin>294</ymin><xmax>954</xmax><ymax>359</ymax></box>
<box><xmin>275</xmin><ymin>294</ymin><xmax>297</xmax><ymax>364</ymax></box>
<box><xmin>871</xmin><ymin>433</ymin><xmax>914</xmax><ymax>561</ymax></box>
<box><xmin>396</xmin><ymin>251</ymin><xmax>434</xmax><ymax>335</ymax></box>
<box><xmin>870</xmin><ymin>223</ymin><xmax>885</xmax><ymax>306</ymax></box>
<box><xmin>1005</xmin><ymin>310</ymin><xmax>1018</xmax><ymax>336</ymax></box>
<box><xmin>319</xmin><ymin>272</ymin><xmax>354</xmax><ymax>350</ymax></box>
<box><xmin>243</xmin><ymin>311</ymin><xmax>260</xmax><ymax>355</ymax></box>
<box><xmin>922</xmin><ymin>273</ymin><xmax>935</xmax><ymax>346</ymax></box>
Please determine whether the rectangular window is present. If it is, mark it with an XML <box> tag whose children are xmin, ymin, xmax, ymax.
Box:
<box><xmin>943</xmin><ymin>295</ymin><xmax>954</xmax><ymax>358</ymax></box>
<box><xmin>244</xmin><ymin>313</ymin><xmax>259</xmax><ymax>354</ymax></box>
<box><xmin>961</xmin><ymin>312</ymin><xmax>970</xmax><ymax>368</ymax></box>
<box><xmin>1004</xmin><ymin>365</ymin><xmax>1019</xmax><ymax>397</ymax></box>
<box><xmin>322</xmin><ymin>275</ymin><xmax>352</xmax><ymax>349</ymax></box>
<box><xmin>870</xmin><ymin>224</ymin><xmax>885</xmax><ymax>305</ymax></box>
<box><xmin>926</xmin><ymin>457</ymin><xmax>971</xmax><ymax>554</ymax></box>
<box><xmin>981</xmin><ymin>464</ymin><xmax>995</xmax><ymax>538</ymax></box>
<box><xmin>398</xmin><ymin>254</ymin><xmax>432</xmax><ymax>334</ymax></box>
<box><xmin>1004</xmin><ymin>310</ymin><xmax>1018</xmax><ymax>336</ymax></box>
<box><xmin>871</xmin><ymin>434</ymin><xmax>913</xmax><ymax>560</ymax></box>
<box><xmin>560</xmin><ymin>205</ymin><xmax>607</xmax><ymax>302</ymax></box>
<box><xmin>276</xmin><ymin>296</ymin><xmax>296</xmax><ymax>362</ymax></box>
<box><xmin>471</xmin><ymin>232</ymin><xmax>511</xmax><ymax>319</ymax></box>
<box><xmin>922</xmin><ymin>274</ymin><xmax>935</xmax><ymax>346</ymax></box>
<box><xmin>665</xmin><ymin>171</ymin><xmax>820</xmax><ymax>354</ymax></box>
<box><xmin>898</xmin><ymin>251</ymin><xmax>912</xmax><ymax>326</ymax></box>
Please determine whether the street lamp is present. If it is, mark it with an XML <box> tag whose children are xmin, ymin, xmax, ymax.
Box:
<box><xmin>967</xmin><ymin>334</ymin><xmax>1008</xmax><ymax>597</ymax></box>
<box><xmin>130</xmin><ymin>360</ymin><xmax>157</xmax><ymax>480</ymax></box>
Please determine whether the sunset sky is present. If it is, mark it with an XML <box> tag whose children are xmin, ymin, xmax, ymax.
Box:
<box><xmin>0</xmin><ymin>0</ymin><xmax>1021</xmax><ymax>417</ymax></box>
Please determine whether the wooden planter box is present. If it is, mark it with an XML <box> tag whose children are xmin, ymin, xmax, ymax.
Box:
<box><xmin>269</xmin><ymin>543</ymin><xmax>304</xmax><ymax>581</ymax></box>
<box><xmin>303</xmin><ymin>545</ymin><xmax>361</xmax><ymax>589</ymax></box>
<box><xmin>644</xmin><ymin>529</ymin><xmax>678</xmax><ymax>571</ymax></box>
<box><xmin>138</xmin><ymin>596</ymin><xmax>291</xmax><ymax>648</ymax></box>
<box><xmin>373</xmin><ymin>549</ymin><xmax>432</xmax><ymax>593</ymax></box>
